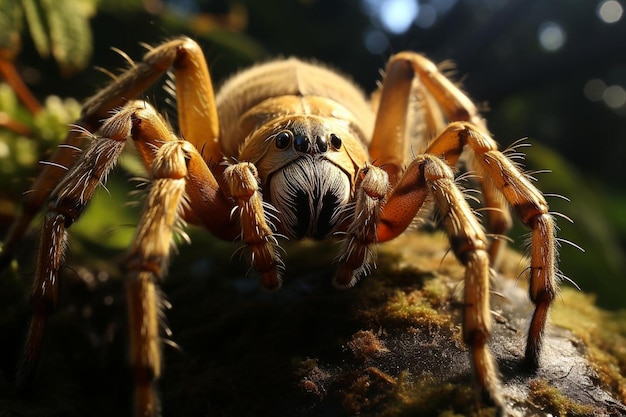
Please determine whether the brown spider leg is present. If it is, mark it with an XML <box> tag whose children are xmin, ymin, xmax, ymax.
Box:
<box><xmin>167</xmin><ymin>39</ymin><xmax>221</xmax><ymax>164</ymax></box>
<box><xmin>125</xmin><ymin>139</ymin><xmax>194</xmax><ymax>417</ymax></box>
<box><xmin>370</xmin><ymin>52</ymin><xmax>512</xmax><ymax>264</ymax></box>
<box><xmin>369</xmin><ymin>53</ymin><xmax>505</xmax><ymax>412</ymax></box>
<box><xmin>0</xmin><ymin>127</ymin><xmax>83</xmax><ymax>269</ymax></box>
<box><xmin>426</xmin><ymin>122</ymin><xmax>556</xmax><ymax>369</ymax></box>
<box><xmin>408</xmin><ymin>53</ymin><xmax>513</xmax><ymax>265</ymax></box>
<box><xmin>368</xmin><ymin>55</ymin><xmax>413</xmax><ymax>187</ymax></box>
<box><xmin>110</xmin><ymin>102</ymin><xmax>233</xmax><ymax>417</ymax></box>
<box><xmin>334</xmin><ymin>165</ymin><xmax>389</xmax><ymax>288</ymax></box>
<box><xmin>381</xmin><ymin>155</ymin><xmax>505</xmax><ymax>412</ymax></box>
<box><xmin>17</xmin><ymin>109</ymin><xmax>129</xmax><ymax>387</ymax></box>
<box><xmin>224</xmin><ymin>163</ymin><xmax>283</xmax><ymax>289</ymax></box>
<box><xmin>1</xmin><ymin>37</ymin><xmax>221</xmax><ymax>266</ymax></box>
<box><xmin>421</xmin><ymin>155</ymin><xmax>503</xmax><ymax>410</ymax></box>
<box><xmin>19</xmin><ymin>101</ymin><xmax>233</xmax><ymax>411</ymax></box>
<box><xmin>400</xmin><ymin>56</ymin><xmax>556</xmax><ymax>368</ymax></box>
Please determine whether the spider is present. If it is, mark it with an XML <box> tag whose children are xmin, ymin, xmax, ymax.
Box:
<box><xmin>2</xmin><ymin>37</ymin><xmax>559</xmax><ymax>416</ymax></box>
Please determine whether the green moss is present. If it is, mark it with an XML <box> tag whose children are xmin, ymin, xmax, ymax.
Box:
<box><xmin>364</xmin><ymin>287</ymin><xmax>452</xmax><ymax>328</ymax></box>
<box><xmin>374</xmin><ymin>371</ymin><xmax>497</xmax><ymax>417</ymax></box>
<box><xmin>551</xmin><ymin>288</ymin><xmax>626</xmax><ymax>404</ymax></box>
<box><xmin>355</xmin><ymin>233</ymin><xmax>461</xmax><ymax>330</ymax></box>
<box><xmin>529</xmin><ymin>378</ymin><xmax>596</xmax><ymax>416</ymax></box>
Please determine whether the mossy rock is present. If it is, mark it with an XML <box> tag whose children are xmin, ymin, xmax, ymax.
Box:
<box><xmin>0</xmin><ymin>230</ymin><xmax>625</xmax><ymax>416</ymax></box>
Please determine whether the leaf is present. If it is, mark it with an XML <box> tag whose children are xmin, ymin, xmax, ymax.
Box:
<box><xmin>41</xmin><ymin>0</ymin><xmax>93</xmax><ymax>75</ymax></box>
<box><xmin>20</xmin><ymin>0</ymin><xmax>50</xmax><ymax>58</ymax></box>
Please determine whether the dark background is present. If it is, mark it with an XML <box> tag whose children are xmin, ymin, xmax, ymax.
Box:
<box><xmin>7</xmin><ymin>0</ymin><xmax>626</xmax><ymax>308</ymax></box>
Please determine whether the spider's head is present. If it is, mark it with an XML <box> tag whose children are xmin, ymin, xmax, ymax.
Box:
<box><xmin>238</xmin><ymin>110</ymin><xmax>368</xmax><ymax>240</ymax></box>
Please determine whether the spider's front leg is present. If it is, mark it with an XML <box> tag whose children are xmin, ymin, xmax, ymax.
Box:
<box><xmin>369</xmin><ymin>52</ymin><xmax>513</xmax><ymax>264</ymax></box>
<box><xmin>361</xmin><ymin>52</ymin><xmax>523</xmax><ymax>414</ymax></box>
<box><xmin>334</xmin><ymin>154</ymin><xmax>503</xmax><ymax>409</ymax></box>
<box><xmin>1</xmin><ymin>37</ymin><xmax>220</xmax><ymax>267</ymax></box>
<box><xmin>121</xmin><ymin>104</ymin><xmax>234</xmax><ymax>417</ymax></box>
<box><xmin>18</xmin><ymin>100</ymin><xmax>236</xmax><ymax>417</ymax></box>
<box><xmin>365</xmin><ymin>51</ymin><xmax>561</xmax><ymax>414</ymax></box>
<box><xmin>426</xmin><ymin>122</ymin><xmax>556</xmax><ymax>369</ymax></box>
<box><xmin>379</xmin><ymin>155</ymin><xmax>504</xmax><ymax>411</ymax></box>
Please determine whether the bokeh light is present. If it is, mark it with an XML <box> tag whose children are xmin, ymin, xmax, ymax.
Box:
<box><xmin>361</xmin><ymin>0</ymin><xmax>419</xmax><ymax>35</ymax></box>
<box><xmin>415</xmin><ymin>3</ymin><xmax>437</xmax><ymax>28</ymax></box>
<box><xmin>583</xmin><ymin>78</ymin><xmax>626</xmax><ymax>114</ymax></box>
<box><xmin>359</xmin><ymin>0</ymin><xmax>460</xmax><ymax>44</ymax></box>
<box><xmin>597</xmin><ymin>0</ymin><xmax>624</xmax><ymax>24</ymax></box>
<box><xmin>603</xmin><ymin>84</ymin><xmax>626</xmax><ymax>109</ymax></box>
<box><xmin>363</xmin><ymin>29</ymin><xmax>390</xmax><ymax>54</ymax></box>
<box><xmin>380</xmin><ymin>0</ymin><xmax>419</xmax><ymax>34</ymax></box>
<box><xmin>537</xmin><ymin>21</ymin><xmax>566</xmax><ymax>52</ymax></box>
<box><xmin>584</xmin><ymin>78</ymin><xmax>607</xmax><ymax>102</ymax></box>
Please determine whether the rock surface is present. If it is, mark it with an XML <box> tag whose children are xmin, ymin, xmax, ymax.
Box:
<box><xmin>1</xmin><ymin>230</ymin><xmax>625</xmax><ymax>416</ymax></box>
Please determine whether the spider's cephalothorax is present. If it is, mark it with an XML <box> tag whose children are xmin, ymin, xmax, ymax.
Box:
<box><xmin>3</xmin><ymin>38</ymin><xmax>560</xmax><ymax>417</ymax></box>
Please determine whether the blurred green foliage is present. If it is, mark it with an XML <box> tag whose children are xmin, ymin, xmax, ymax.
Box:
<box><xmin>5</xmin><ymin>0</ymin><xmax>95</xmax><ymax>74</ymax></box>
<box><xmin>0</xmin><ymin>83</ymin><xmax>81</xmax><ymax>201</ymax></box>
<box><xmin>0</xmin><ymin>0</ymin><xmax>625</xmax><ymax>310</ymax></box>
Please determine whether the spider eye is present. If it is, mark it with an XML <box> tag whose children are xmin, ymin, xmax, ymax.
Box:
<box><xmin>294</xmin><ymin>134</ymin><xmax>310</xmax><ymax>153</ymax></box>
<box><xmin>330</xmin><ymin>134</ymin><xmax>342</xmax><ymax>150</ymax></box>
<box><xmin>316</xmin><ymin>136</ymin><xmax>328</xmax><ymax>153</ymax></box>
<box><xmin>275</xmin><ymin>131</ymin><xmax>292</xmax><ymax>149</ymax></box>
